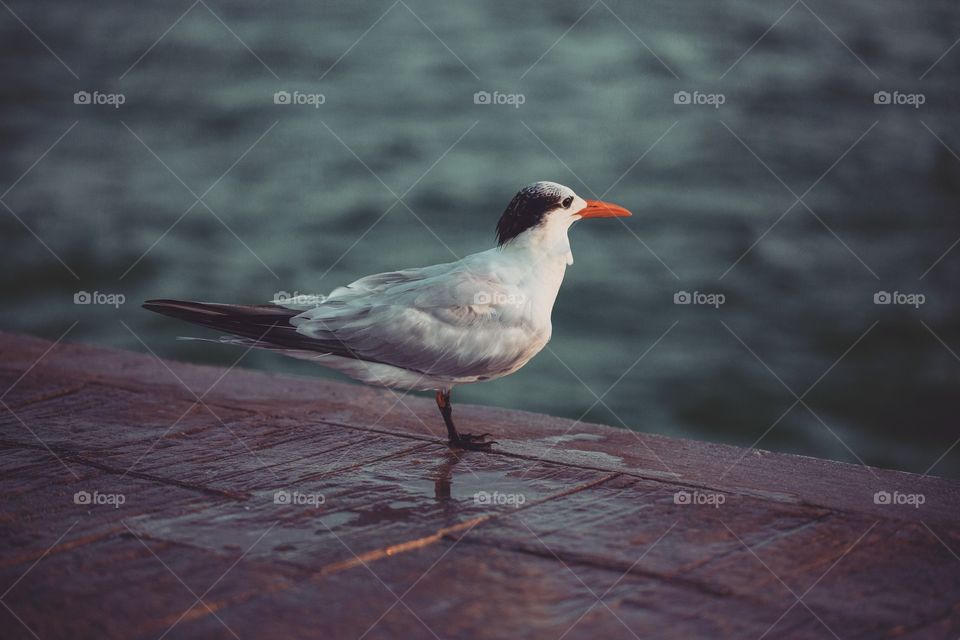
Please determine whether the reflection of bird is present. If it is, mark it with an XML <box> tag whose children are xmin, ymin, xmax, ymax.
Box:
<box><xmin>144</xmin><ymin>182</ymin><xmax>631</xmax><ymax>450</ymax></box>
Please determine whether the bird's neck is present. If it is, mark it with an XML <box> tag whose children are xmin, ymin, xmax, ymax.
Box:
<box><xmin>498</xmin><ymin>217</ymin><xmax>574</xmax><ymax>326</ymax></box>
<box><xmin>504</xmin><ymin>216</ymin><xmax>575</xmax><ymax>268</ymax></box>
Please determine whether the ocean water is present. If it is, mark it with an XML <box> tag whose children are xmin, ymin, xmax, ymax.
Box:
<box><xmin>1</xmin><ymin>0</ymin><xmax>958</xmax><ymax>477</ymax></box>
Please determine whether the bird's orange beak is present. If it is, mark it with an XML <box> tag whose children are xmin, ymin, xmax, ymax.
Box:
<box><xmin>579</xmin><ymin>199</ymin><xmax>632</xmax><ymax>219</ymax></box>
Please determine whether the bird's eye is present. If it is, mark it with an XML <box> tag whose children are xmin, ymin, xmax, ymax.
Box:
<box><xmin>562</xmin><ymin>196</ymin><xmax>574</xmax><ymax>209</ymax></box>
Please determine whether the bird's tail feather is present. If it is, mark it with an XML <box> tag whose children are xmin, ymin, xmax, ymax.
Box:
<box><xmin>143</xmin><ymin>299</ymin><xmax>316</xmax><ymax>350</ymax></box>
<box><xmin>144</xmin><ymin>299</ymin><xmax>367</xmax><ymax>361</ymax></box>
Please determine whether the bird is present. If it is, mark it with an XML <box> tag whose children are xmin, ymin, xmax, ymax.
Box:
<box><xmin>144</xmin><ymin>181</ymin><xmax>631</xmax><ymax>451</ymax></box>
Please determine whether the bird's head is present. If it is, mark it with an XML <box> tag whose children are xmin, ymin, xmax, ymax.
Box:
<box><xmin>495</xmin><ymin>181</ymin><xmax>631</xmax><ymax>247</ymax></box>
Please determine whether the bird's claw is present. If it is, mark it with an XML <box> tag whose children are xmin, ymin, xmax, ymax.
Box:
<box><xmin>449</xmin><ymin>433</ymin><xmax>497</xmax><ymax>451</ymax></box>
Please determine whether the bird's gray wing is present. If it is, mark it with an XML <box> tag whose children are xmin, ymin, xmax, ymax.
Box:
<box><xmin>290</xmin><ymin>262</ymin><xmax>536</xmax><ymax>379</ymax></box>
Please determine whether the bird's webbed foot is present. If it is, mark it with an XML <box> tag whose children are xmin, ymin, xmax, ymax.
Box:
<box><xmin>449</xmin><ymin>432</ymin><xmax>497</xmax><ymax>451</ymax></box>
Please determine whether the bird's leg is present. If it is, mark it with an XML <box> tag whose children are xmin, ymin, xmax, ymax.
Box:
<box><xmin>435</xmin><ymin>390</ymin><xmax>495</xmax><ymax>451</ymax></box>
<box><xmin>435</xmin><ymin>390</ymin><xmax>459</xmax><ymax>442</ymax></box>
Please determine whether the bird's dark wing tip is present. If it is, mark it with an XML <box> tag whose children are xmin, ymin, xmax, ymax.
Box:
<box><xmin>142</xmin><ymin>299</ymin><xmax>225</xmax><ymax>319</ymax></box>
<box><xmin>143</xmin><ymin>298</ymin><xmax>178</xmax><ymax>312</ymax></box>
<box><xmin>142</xmin><ymin>298</ymin><xmax>365</xmax><ymax>362</ymax></box>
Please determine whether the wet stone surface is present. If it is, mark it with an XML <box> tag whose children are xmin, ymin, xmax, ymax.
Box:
<box><xmin>1</xmin><ymin>331</ymin><xmax>959</xmax><ymax>639</ymax></box>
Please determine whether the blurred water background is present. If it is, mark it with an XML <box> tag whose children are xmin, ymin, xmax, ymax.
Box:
<box><xmin>1</xmin><ymin>0</ymin><xmax>958</xmax><ymax>477</ymax></box>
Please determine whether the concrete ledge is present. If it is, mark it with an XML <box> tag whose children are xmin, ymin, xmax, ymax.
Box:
<box><xmin>1</xmin><ymin>331</ymin><xmax>959</xmax><ymax>639</ymax></box>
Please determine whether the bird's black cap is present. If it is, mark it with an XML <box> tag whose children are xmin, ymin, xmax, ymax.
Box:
<box><xmin>496</xmin><ymin>182</ymin><xmax>569</xmax><ymax>246</ymax></box>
